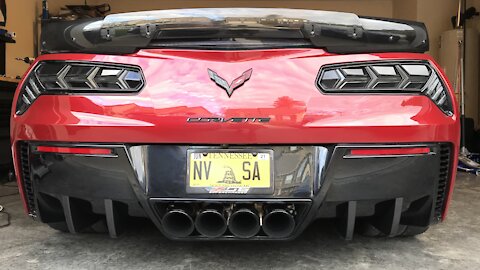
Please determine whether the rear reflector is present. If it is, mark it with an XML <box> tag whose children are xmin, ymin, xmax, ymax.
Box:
<box><xmin>350</xmin><ymin>147</ymin><xmax>431</xmax><ymax>156</ymax></box>
<box><xmin>36</xmin><ymin>146</ymin><xmax>113</xmax><ymax>155</ymax></box>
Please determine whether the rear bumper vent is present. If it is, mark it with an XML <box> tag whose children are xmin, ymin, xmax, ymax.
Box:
<box><xmin>19</xmin><ymin>142</ymin><xmax>36</xmax><ymax>217</ymax></box>
<box><xmin>435</xmin><ymin>144</ymin><xmax>452</xmax><ymax>220</ymax></box>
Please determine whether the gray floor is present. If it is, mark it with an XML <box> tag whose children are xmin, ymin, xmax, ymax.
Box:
<box><xmin>0</xmin><ymin>173</ymin><xmax>479</xmax><ymax>270</ymax></box>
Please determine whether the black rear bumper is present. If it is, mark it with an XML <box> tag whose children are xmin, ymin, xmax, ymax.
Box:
<box><xmin>18</xmin><ymin>143</ymin><xmax>452</xmax><ymax>240</ymax></box>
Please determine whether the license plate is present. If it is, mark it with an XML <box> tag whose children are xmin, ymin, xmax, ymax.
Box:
<box><xmin>186</xmin><ymin>149</ymin><xmax>274</xmax><ymax>194</ymax></box>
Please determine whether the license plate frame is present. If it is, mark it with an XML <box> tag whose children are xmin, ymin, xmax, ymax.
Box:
<box><xmin>186</xmin><ymin>149</ymin><xmax>274</xmax><ymax>195</ymax></box>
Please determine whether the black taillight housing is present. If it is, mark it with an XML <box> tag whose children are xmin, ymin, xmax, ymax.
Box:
<box><xmin>16</xmin><ymin>61</ymin><xmax>144</xmax><ymax>115</ymax></box>
<box><xmin>317</xmin><ymin>61</ymin><xmax>454</xmax><ymax>116</ymax></box>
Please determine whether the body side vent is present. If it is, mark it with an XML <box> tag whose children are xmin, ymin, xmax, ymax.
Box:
<box><xmin>19</xmin><ymin>142</ymin><xmax>36</xmax><ymax>218</ymax></box>
<box><xmin>435</xmin><ymin>144</ymin><xmax>451</xmax><ymax>220</ymax></box>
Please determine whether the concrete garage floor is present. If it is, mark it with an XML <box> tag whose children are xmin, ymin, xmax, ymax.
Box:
<box><xmin>0</xmin><ymin>173</ymin><xmax>479</xmax><ymax>270</ymax></box>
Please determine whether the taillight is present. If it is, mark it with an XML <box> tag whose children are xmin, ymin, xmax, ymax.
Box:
<box><xmin>15</xmin><ymin>61</ymin><xmax>144</xmax><ymax>115</ymax></box>
<box><xmin>317</xmin><ymin>61</ymin><xmax>454</xmax><ymax>116</ymax></box>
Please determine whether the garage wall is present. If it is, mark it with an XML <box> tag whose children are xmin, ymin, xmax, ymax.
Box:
<box><xmin>393</xmin><ymin>0</ymin><xmax>417</xmax><ymax>21</ymax></box>
<box><xmin>3</xmin><ymin>0</ymin><xmax>88</xmax><ymax>78</ymax></box>
<box><xmin>4</xmin><ymin>0</ymin><xmax>37</xmax><ymax>78</ymax></box>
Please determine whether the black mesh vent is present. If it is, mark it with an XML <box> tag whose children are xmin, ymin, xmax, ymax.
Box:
<box><xmin>19</xmin><ymin>142</ymin><xmax>36</xmax><ymax>217</ymax></box>
<box><xmin>435</xmin><ymin>144</ymin><xmax>451</xmax><ymax>220</ymax></box>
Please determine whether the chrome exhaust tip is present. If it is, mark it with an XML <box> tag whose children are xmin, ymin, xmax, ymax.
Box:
<box><xmin>195</xmin><ymin>207</ymin><xmax>228</xmax><ymax>238</ymax></box>
<box><xmin>229</xmin><ymin>208</ymin><xmax>261</xmax><ymax>238</ymax></box>
<box><xmin>263</xmin><ymin>209</ymin><xmax>295</xmax><ymax>238</ymax></box>
<box><xmin>162</xmin><ymin>208</ymin><xmax>194</xmax><ymax>238</ymax></box>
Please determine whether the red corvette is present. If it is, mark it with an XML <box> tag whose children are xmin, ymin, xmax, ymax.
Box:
<box><xmin>11</xmin><ymin>8</ymin><xmax>459</xmax><ymax>240</ymax></box>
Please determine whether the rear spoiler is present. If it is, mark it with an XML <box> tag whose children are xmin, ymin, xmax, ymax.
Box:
<box><xmin>40</xmin><ymin>8</ymin><xmax>429</xmax><ymax>54</ymax></box>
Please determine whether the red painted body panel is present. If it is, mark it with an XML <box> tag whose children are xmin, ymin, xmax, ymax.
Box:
<box><xmin>10</xmin><ymin>49</ymin><xmax>460</xmax><ymax>218</ymax></box>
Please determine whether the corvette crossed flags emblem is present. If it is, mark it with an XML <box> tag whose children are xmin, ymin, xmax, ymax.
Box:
<box><xmin>207</xmin><ymin>68</ymin><xmax>253</xmax><ymax>97</ymax></box>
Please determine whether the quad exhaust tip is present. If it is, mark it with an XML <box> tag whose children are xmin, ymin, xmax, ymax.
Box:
<box><xmin>160</xmin><ymin>204</ymin><xmax>296</xmax><ymax>239</ymax></box>
<box><xmin>195</xmin><ymin>207</ymin><xmax>228</xmax><ymax>238</ymax></box>
<box><xmin>262</xmin><ymin>209</ymin><xmax>296</xmax><ymax>238</ymax></box>
<box><xmin>228</xmin><ymin>208</ymin><xmax>261</xmax><ymax>238</ymax></box>
<box><xmin>162</xmin><ymin>208</ymin><xmax>194</xmax><ymax>238</ymax></box>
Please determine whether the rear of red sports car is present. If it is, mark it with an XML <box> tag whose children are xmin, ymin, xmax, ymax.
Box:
<box><xmin>10</xmin><ymin>8</ymin><xmax>459</xmax><ymax>240</ymax></box>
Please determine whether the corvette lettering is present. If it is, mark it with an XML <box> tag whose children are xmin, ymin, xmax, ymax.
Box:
<box><xmin>187</xmin><ymin>117</ymin><xmax>271</xmax><ymax>123</ymax></box>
